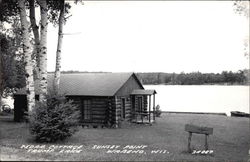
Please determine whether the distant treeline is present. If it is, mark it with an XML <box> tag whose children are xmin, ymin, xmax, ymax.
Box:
<box><xmin>58</xmin><ymin>69</ymin><xmax>249</xmax><ymax>85</ymax></box>
<box><xmin>136</xmin><ymin>70</ymin><xmax>249</xmax><ymax>85</ymax></box>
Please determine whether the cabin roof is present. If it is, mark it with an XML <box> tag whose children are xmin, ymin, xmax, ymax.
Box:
<box><xmin>15</xmin><ymin>72</ymin><xmax>144</xmax><ymax>96</ymax></box>
<box><xmin>131</xmin><ymin>89</ymin><xmax>157</xmax><ymax>95</ymax></box>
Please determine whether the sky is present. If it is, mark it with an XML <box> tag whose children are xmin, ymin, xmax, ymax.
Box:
<box><xmin>46</xmin><ymin>1</ymin><xmax>249</xmax><ymax>73</ymax></box>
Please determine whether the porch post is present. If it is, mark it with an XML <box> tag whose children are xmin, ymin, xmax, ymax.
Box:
<box><xmin>141</xmin><ymin>96</ymin><xmax>143</xmax><ymax>122</ymax></box>
<box><xmin>153</xmin><ymin>94</ymin><xmax>155</xmax><ymax>121</ymax></box>
<box><xmin>149</xmin><ymin>95</ymin><xmax>151</xmax><ymax>123</ymax></box>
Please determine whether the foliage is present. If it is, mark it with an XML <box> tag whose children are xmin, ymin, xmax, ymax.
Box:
<box><xmin>233</xmin><ymin>1</ymin><xmax>249</xmax><ymax>18</ymax></box>
<box><xmin>0</xmin><ymin>0</ymin><xmax>19</xmax><ymax>23</ymax></box>
<box><xmin>0</xmin><ymin>20</ymin><xmax>26</xmax><ymax>97</ymax></box>
<box><xmin>233</xmin><ymin>1</ymin><xmax>249</xmax><ymax>59</ymax></box>
<box><xmin>29</xmin><ymin>94</ymin><xmax>81</xmax><ymax>142</ymax></box>
<box><xmin>0</xmin><ymin>0</ymin><xmax>83</xmax><ymax>111</ymax></box>
<box><xmin>47</xmin><ymin>0</ymin><xmax>72</xmax><ymax>26</ymax></box>
<box><xmin>155</xmin><ymin>105</ymin><xmax>161</xmax><ymax>117</ymax></box>
<box><xmin>136</xmin><ymin>70</ymin><xmax>248</xmax><ymax>85</ymax></box>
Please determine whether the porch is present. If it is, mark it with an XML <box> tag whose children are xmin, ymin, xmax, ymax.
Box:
<box><xmin>130</xmin><ymin>89</ymin><xmax>157</xmax><ymax>124</ymax></box>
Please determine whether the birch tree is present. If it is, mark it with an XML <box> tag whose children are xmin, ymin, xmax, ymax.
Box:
<box><xmin>52</xmin><ymin>0</ymin><xmax>83</xmax><ymax>93</ymax></box>
<box><xmin>37</xmin><ymin>0</ymin><xmax>48</xmax><ymax>103</ymax></box>
<box><xmin>54</xmin><ymin>0</ymin><xmax>65</xmax><ymax>93</ymax></box>
<box><xmin>1</xmin><ymin>0</ymin><xmax>38</xmax><ymax>113</ymax></box>
<box><xmin>0</xmin><ymin>0</ymin><xmax>80</xmax><ymax>112</ymax></box>
<box><xmin>0</xmin><ymin>34</ymin><xmax>3</xmax><ymax>107</ymax></box>
<box><xmin>29</xmin><ymin>0</ymin><xmax>40</xmax><ymax>80</ymax></box>
<box><xmin>17</xmin><ymin>0</ymin><xmax>36</xmax><ymax>112</ymax></box>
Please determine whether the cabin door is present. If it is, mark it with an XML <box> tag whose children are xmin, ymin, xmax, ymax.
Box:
<box><xmin>121</xmin><ymin>98</ymin><xmax>126</xmax><ymax>119</ymax></box>
<box><xmin>137</xmin><ymin>96</ymin><xmax>143</xmax><ymax>113</ymax></box>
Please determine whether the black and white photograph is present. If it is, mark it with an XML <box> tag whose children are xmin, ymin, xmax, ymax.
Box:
<box><xmin>0</xmin><ymin>0</ymin><xmax>249</xmax><ymax>161</ymax></box>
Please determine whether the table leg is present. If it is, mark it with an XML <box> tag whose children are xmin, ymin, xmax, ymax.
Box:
<box><xmin>205</xmin><ymin>135</ymin><xmax>209</xmax><ymax>150</ymax></box>
<box><xmin>188</xmin><ymin>132</ymin><xmax>192</xmax><ymax>153</ymax></box>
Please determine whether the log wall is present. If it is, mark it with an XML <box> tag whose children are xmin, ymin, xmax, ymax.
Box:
<box><xmin>14</xmin><ymin>94</ymin><xmax>148</xmax><ymax>128</ymax></box>
<box><xmin>69</xmin><ymin>96</ymin><xmax>109</xmax><ymax>126</ymax></box>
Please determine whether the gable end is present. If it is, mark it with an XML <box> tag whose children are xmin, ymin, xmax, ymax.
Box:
<box><xmin>114</xmin><ymin>73</ymin><xmax>144</xmax><ymax>96</ymax></box>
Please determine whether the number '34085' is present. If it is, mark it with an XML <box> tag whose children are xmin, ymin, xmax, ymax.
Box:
<box><xmin>192</xmin><ymin>150</ymin><xmax>213</xmax><ymax>155</ymax></box>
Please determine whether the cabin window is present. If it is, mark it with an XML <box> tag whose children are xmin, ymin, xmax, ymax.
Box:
<box><xmin>82</xmin><ymin>99</ymin><xmax>91</xmax><ymax>120</ymax></box>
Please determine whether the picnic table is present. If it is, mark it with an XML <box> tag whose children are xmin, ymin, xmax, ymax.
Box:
<box><xmin>185</xmin><ymin>124</ymin><xmax>213</xmax><ymax>153</ymax></box>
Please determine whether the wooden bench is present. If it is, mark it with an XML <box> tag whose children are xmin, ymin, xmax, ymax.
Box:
<box><xmin>133</xmin><ymin>112</ymin><xmax>150</xmax><ymax>123</ymax></box>
<box><xmin>185</xmin><ymin>124</ymin><xmax>213</xmax><ymax>153</ymax></box>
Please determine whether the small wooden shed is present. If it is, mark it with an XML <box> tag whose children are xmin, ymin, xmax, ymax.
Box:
<box><xmin>14</xmin><ymin>73</ymin><xmax>157</xmax><ymax>128</ymax></box>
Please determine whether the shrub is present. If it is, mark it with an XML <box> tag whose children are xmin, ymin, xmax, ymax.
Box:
<box><xmin>29</xmin><ymin>94</ymin><xmax>81</xmax><ymax>142</ymax></box>
<box><xmin>155</xmin><ymin>105</ymin><xmax>162</xmax><ymax>117</ymax></box>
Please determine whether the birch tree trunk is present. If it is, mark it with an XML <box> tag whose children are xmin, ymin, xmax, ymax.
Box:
<box><xmin>0</xmin><ymin>41</ymin><xmax>3</xmax><ymax>108</ymax></box>
<box><xmin>29</xmin><ymin>0</ymin><xmax>40</xmax><ymax>80</ymax></box>
<box><xmin>54</xmin><ymin>0</ymin><xmax>65</xmax><ymax>94</ymax></box>
<box><xmin>38</xmin><ymin>0</ymin><xmax>48</xmax><ymax>103</ymax></box>
<box><xmin>18</xmin><ymin>0</ymin><xmax>35</xmax><ymax>112</ymax></box>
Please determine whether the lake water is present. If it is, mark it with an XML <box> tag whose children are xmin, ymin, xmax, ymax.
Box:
<box><xmin>144</xmin><ymin>85</ymin><xmax>249</xmax><ymax>116</ymax></box>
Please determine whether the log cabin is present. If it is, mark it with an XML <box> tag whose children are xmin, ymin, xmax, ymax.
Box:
<box><xmin>14</xmin><ymin>73</ymin><xmax>157</xmax><ymax>128</ymax></box>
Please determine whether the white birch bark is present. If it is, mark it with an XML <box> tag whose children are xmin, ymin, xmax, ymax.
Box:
<box><xmin>54</xmin><ymin>0</ymin><xmax>65</xmax><ymax>94</ymax></box>
<box><xmin>29</xmin><ymin>0</ymin><xmax>40</xmax><ymax>80</ymax></box>
<box><xmin>0</xmin><ymin>43</ymin><xmax>3</xmax><ymax>108</ymax></box>
<box><xmin>18</xmin><ymin>0</ymin><xmax>35</xmax><ymax>112</ymax></box>
<box><xmin>38</xmin><ymin>0</ymin><xmax>48</xmax><ymax>102</ymax></box>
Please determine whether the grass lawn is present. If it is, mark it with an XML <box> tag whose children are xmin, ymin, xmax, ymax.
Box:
<box><xmin>0</xmin><ymin>113</ymin><xmax>249</xmax><ymax>161</ymax></box>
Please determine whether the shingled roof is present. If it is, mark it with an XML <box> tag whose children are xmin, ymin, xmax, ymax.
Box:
<box><xmin>16</xmin><ymin>72</ymin><xmax>144</xmax><ymax>96</ymax></box>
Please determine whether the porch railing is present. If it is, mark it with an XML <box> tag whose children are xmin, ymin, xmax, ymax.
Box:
<box><xmin>132</xmin><ymin>111</ymin><xmax>155</xmax><ymax>123</ymax></box>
